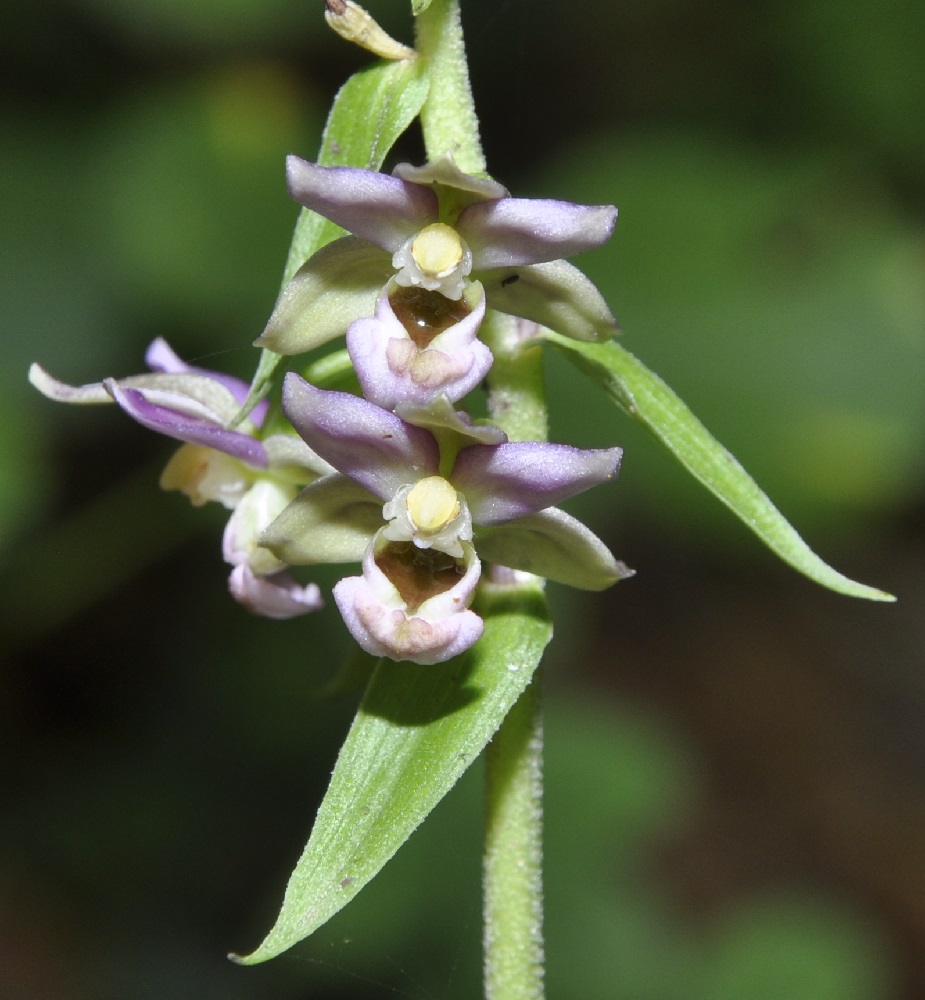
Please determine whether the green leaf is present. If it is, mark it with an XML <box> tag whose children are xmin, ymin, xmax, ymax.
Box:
<box><xmin>232</xmin><ymin>582</ymin><xmax>552</xmax><ymax>964</ymax></box>
<box><xmin>244</xmin><ymin>55</ymin><xmax>430</xmax><ymax>409</ymax></box>
<box><xmin>544</xmin><ymin>331</ymin><xmax>895</xmax><ymax>602</ymax></box>
<box><xmin>411</xmin><ymin>0</ymin><xmax>435</xmax><ymax>15</ymax></box>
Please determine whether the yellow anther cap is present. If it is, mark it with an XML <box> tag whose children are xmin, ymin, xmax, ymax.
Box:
<box><xmin>410</xmin><ymin>224</ymin><xmax>465</xmax><ymax>278</ymax></box>
<box><xmin>406</xmin><ymin>476</ymin><xmax>461</xmax><ymax>533</ymax></box>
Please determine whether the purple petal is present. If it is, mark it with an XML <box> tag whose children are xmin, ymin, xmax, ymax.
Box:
<box><xmin>286</xmin><ymin>156</ymin><xmax>438</xmax><ymax>252</ymax></box>
<box><xmin>228</xmin><ymin>563</ymin><xmax>323</xmax><ymax>619</ymax></box>
<box><xmin>452</xmin><ymin>442</ymin><xmax>622</xmax><ymax>524</ymax></box>
<box><xmin>145</xmin><ymin>338</ymin><xmax>267</xmax><ymax>425</ymax></box>
<box><xmin>281</xmin><ymin>374</ymin><xmax>439</xmax><ymax>499</ymax></box>
<box><xmin>144</xmin><ymin>338</ymin><xmax>196</xmax><ymax>374</ymax></box>
<box><xmin>459</xmin><ymin>198</ymin><xmax>617</xmax><ymax>270</ymax></box>
<box><xmin>105</xmin><ymin>380</ymin><xmax>268</xmax><ymax>467</ymax></box>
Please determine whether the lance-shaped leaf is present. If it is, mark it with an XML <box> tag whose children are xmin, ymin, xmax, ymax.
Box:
<box><xmin>232</xmin><ymin>581</ymin><xmax>552</xmax><ymax>964</ymax></box>
<box><xmin>245</xmin><ymin>56</ymin><xmax>430</xmax><ymax>409</ymax></box>
<box><xmin>543</xmin><ymin>331</ymin><xmax>895</xmax><ymax>602</ymax></box>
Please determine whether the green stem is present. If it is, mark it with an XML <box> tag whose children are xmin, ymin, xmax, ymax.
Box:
<box><xmin>482</xmin><ymin>312</ymin><xmax>548</xmax><ymax>1000</ymax></box>
<box><xmin>413</xmin><ymin>4</ymin><xmax>545</xmax><ymax>993</ymax></box>
<box><xmin>414</xmin><ymin>0</ymin><xmax>485</xmax><ymax>172</ymax></box>
<box><xmin>481</xmin><ymin>312</ymin><xmax>549</xmax><ymax>444</ymax></box>
<box><xmin>483</xmin><ymin>669</ymin><xmax>545</xmax><ymax>1000</ymax></box>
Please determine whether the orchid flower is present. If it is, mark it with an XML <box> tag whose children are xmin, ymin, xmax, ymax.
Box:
<box><xmin>260</xmin><ymin>375</ymin><xmax>631</xmax><ymax>664</ymax></box>
<box><xmin>29</xmin><ymin>339</ymin><xmax>331</xmax><ymax>619</ymax></box>
<box><xmin>256</xmin><ymin>155</ymin><xmax>620</xmax><ymax>358</ymax></box>
<box><xmin>345</xmin><ymin>278</ymin><xmax>492</xmax><ymax>411</ymax></box>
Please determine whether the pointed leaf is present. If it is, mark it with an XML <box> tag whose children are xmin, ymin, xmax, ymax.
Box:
<box><xmin>232</xmin><ymin>582</ymin><xmax>552</xmax><ymax>964</ymax></box>
<box><xmin>544</xmin><ymin>332</ymin><xmax>895</xmax><ymax>601</ymax></box>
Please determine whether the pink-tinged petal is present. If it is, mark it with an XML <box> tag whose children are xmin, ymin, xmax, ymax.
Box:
<box><xmin>222</xmin><ymin>480</ymin><xmax>293</xmax><ymax>571</ymax></box>
<box><xmin>229</xmin><ymin>563</ymin><xmax>323</xmax><ymax>619</ymax></box>
<box><xmin>426</xmin><ymin>279</ymin><xmax>486</xmax><ymax>352</ymax></box>
<box><xmin>105</xmin><ymin>380</ymin><xmax>268</xmax><ymax>467</ymax></box>
<box><xmin>347</xmin><ymin>314</ymin><xmax>491</xmax><ymax>411</ymax></box>
<box><xmin>453</xmin><ymin>441</ymin><xmax>622</xmax><ymax>524</ymax></box>
<box><xmin>144</xmin><ymin>338</ymin><xmax>268</xmax><ymax>424</ymax></box>
<box><xmin>333</xmin><ymin>536</ymin><xmax>483</xmax><ymax>664</ymax></box>
<box><xmin>475</xmin><ymin>507</ymin><xmax>633</xmax><ymax>590</ymax></box>
<box><xmin>281</xmin><ymin>374</ymin><xmax>439</xmax><ymax>499</ymax></box>
<box><xmin>459</xmin><ymin>198</ymin><xmax>617</xmax><ymax>269</ymax></box>
<box><xmin>286</xmin><ymin>156</ymin><xmax>438</xmax><ymax>252</ymax></box>
<box><xmin>347</xmin><ymin>280</ymin><xmax>490</xmax><ymax>409</ymax></box>
<box><xmin>334</xmin><ymin>575</ymin><xmax>483</xmax><ymax>664</ymax></box>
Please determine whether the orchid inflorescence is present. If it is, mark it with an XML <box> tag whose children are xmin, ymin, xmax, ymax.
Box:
<box><xmin>30</xmin><ymin>154</ymin><xmax>629</xmax><ymax>664</ymax></box>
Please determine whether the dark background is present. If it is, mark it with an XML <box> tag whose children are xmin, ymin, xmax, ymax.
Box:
<box><xmin>3</xmin><ymin>0</ymin><xmax>924</xmax><ymax>996</ymax></box>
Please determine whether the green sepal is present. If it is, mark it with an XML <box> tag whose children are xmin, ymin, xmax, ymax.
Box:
<box><xmin>544</xmin><ymin>331</ymin><xmax>895</xmax><ymax>602</ymax></box>
<box><xmin>483</xmin><ymin>259</ymin><xmax>619</xmax><ymax>343</ymax></box>
<box><xmin>475</xmin><ymin>507</ymin><xmax>633</xmax><ymax>591</ymax></box>
<box><xmin>232</xmin><ymin>580</ymin><xmax>552</xmax><ymax>964</ymax></box>
<box><xmin>260</xmin><ymin>474</ymin><xmax>380</xmax><ymax>565</ymax></box>
<box><xmin>243</xmin><ymin>56</ymin><xmax>430</xmax><ymax>411</ymax></box>
<box><xmin>255</xmin><ymin>237</ymin><xmax>393</xmax><ymax>355</ymax></box>
<box><xmin>411</xmin><ymin>0</ymin><xmax>435</xmax><ymax>14</ymax></box>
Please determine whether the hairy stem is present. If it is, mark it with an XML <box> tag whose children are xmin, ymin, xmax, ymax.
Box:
<box><xmin>482</xmin><ymin>312</ymin><xmax>548</xmax><ymax>1000</ymax></box>
<box><xmin>414</xmin><ymin>4</ymin><xmax>545</xmax><ymax>992</ymax></box>
<box><xmin>414</xmin><ymin>0</ymin><xmax>485</xmax><ymax>173</ymax></box>
<box><xmin>483</xmin><ymin>667</ymin><xmax>545</xmax><ymax>1000</ymax></box>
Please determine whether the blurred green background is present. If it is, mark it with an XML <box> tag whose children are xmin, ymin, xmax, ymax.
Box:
<box><xmin>3</xmin><ymin>0</ymin><xmax>923</xmax><ymax>996</ymax></box>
